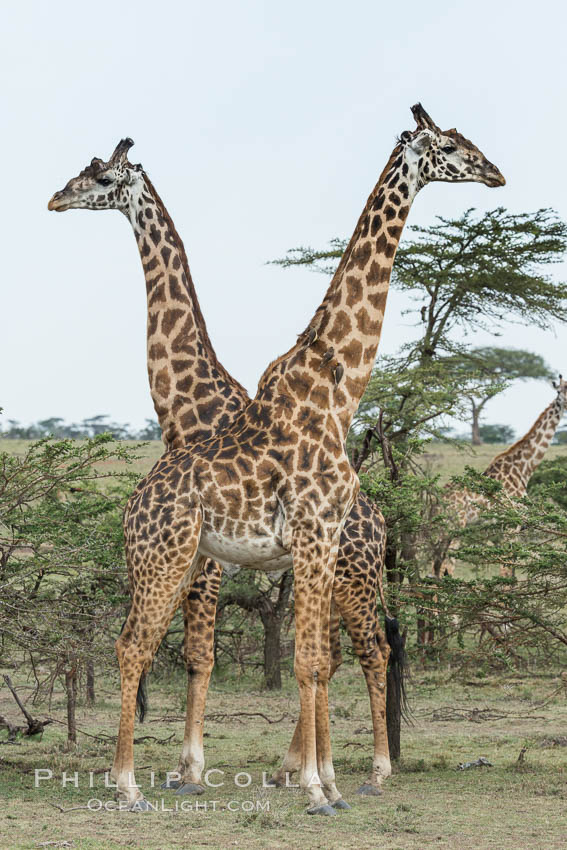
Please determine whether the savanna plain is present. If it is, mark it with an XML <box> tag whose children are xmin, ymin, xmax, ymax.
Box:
<box><xmin>1</xmin><ymin>440</ymin><xmax>566</xmax><ymax>850</ymax></box>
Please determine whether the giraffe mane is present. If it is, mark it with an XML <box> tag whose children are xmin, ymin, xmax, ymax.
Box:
<box><xmin>484</xmin><ymin>401</ymin><xmax>557</xmax><ymax>471</ymax></box>
<box><xmin>256</xmin><ymin>144</ymin><xmax>403</xmax><ymax>390</ymax></box>
<box><xmin>141</xmin><ymin>171</ymin><xmax>249</xmax><ymax>400</ymax></box>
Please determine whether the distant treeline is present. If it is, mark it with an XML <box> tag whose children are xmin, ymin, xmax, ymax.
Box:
<box><xmin>0</xmin><ymin>415</ymin><xmax>162</xmax><ymax>441</ymax></box>
<box><xmin>1</xmin><ymin>416</ymin><xmax>565</xmax><ymax>446</ymax></box>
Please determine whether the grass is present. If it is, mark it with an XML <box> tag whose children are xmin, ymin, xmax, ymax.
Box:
<box><xmin>1</xmin><ymin>664</ymin><xmax>566</xmax><ymax>850</ymax></box>
<box><xmin>421</xmin><ymin>441</ymin><xmax>567</xmax><ymax>482</ymax></box>
<box><xmin>2</xmin><ymin>438</ymin><xmax>567</xmax><ymax>848</ymax></box>
<box><xmin>0</xmin><ymin>438</ymin><xmax>165</xmax><ymax>478</ymax></box>
<box><xmin>3</xmin><ymin>438</ymin><xmax>566</xmax><ymax>484</ymax></box>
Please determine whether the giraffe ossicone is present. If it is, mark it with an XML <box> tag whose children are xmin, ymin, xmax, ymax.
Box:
<box><xmin>49</xmin><ymin>103</ymin><xmax>504</xmax><ymax>812</ymax></box>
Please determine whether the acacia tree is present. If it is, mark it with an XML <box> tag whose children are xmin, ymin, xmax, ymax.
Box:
<box><xmin>275</xmin><ymin>208</ymin><xmax>567</xmax><ymax>354</ymax></box>
<box><xmin>478</xmin><ymin>423</ymin><xmax>515</xmax><ymax>444</ymax></box>
<box><xmin>218</xmin><ymin>569</ymin><xmax>293</xmax><ymax>689</ymax></box>
<box><xmin>0</xmin><ymin>435</ymin><xmax>138</xmax><ymax>746</ymax></box>
<box><xmin>445</xmin><ymin>347</ymin><xmax>554</xmax><ymax>444</ymax></box>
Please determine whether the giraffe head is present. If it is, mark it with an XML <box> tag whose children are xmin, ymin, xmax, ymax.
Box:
<box><xmin>48</xmin><ymin>138</ymin><xmax>144</xmax><ymax>218</ymax></box>
<box><xmin>399</xmin><ymin>104</ymin><xmax>505</xmax><ymax>190</ymax></box>
<box><xmin>552</xmin><ymin>374</ymin><xmax>567</xmax><ymax>413</ymax></box>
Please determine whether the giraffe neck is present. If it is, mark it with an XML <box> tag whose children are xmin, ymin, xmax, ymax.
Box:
<box><xmin>484</xmin><ymin>395</ymin><xmax>565</xmax><ymax>494</ymax></box>
<box><xmin>129</xmin><ymin>175</ymin><xmax>249</xmax><ymax>449</ymax></box>
<box><xmin>256</xmin><ymin>144</ymin><xmax>419</xmax><ymax>440</ymax></box>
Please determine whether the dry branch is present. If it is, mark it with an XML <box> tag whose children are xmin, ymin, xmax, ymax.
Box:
<box><xmin>150</xmin><ymin>711</ymin><xmax>293</xmax><ymax>724</ymax></box>
<box><xmin>1</xmin><ymin>675</ymin><xmax>53</xmax><ymax>737</ymax></box>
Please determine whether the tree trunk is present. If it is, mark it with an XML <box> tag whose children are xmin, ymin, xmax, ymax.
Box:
<box><xmin>65</xmin><ymin>667</ymin><xmax>77</xmax><ymax>748</ymax></box>
<box><xmin>471</xmin><ymin>405</ymin><xmax>482</xmax><ymax>446</ymax></box>
<box><xmin>261</xmin><ymin>572</ymin><xmax>293</xmax><ymax>690</ymax></box>
<box><xmin>262</xmin><ymin>614</ymin><xmax>282</xmax><ymax>690</ymax></box>
<box><xmin>86</xmin><ymin>660</ymin><xmax>95</xmax><ymax>707</ymax></box>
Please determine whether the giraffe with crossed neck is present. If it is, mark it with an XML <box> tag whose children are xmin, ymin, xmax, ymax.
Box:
<box><xmin>49</xmin><ymin>103</ymin><xmax>504</xmax><ymax>812</ymax></box>
<box><xmin>433</xmin><ymin>377</ymin><xmax>567</xmax><ymax>578</ymax></box>
<box><xmin>50</xmin><ymin>138</ymin><xmax>397</xmax><ymax>798</ymax></box>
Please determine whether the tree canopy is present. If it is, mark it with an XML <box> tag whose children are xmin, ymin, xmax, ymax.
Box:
<box><xmin>273</xmin><ymin>207</ymin><xmax>567</xmax><ymax>360</ymax></box>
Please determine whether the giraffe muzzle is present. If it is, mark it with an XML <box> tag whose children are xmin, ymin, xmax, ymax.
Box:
<box><xmin>47</xmin><ymin>190</ymin><xmax>71</xmax><ymax>211</ymax></box>
<box><xmin>483</xmin><ymin>166</ymin><xmax>506</xmax><ymax>188</ymax></box>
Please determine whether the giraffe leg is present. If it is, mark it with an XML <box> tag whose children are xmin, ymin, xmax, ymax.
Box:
<box><xmin>163</xmin><ymin>559</ymin><xmax>222</xmax><ymax>795</ymax></box>
<box><xmin>292</xmin><ymin>530</ymin><xmax>342</xmax><ymax>814</ymax></box>
<box><xmin>267</xmin><ymin>601</ymin><xmax>343</xmax><ymax>789</ymax></box>
<box><xmin>112</xmin><ymin>519</ymin><xmax>204</xmax><ymax>808</ymax></box>
<box><xmin>337</xmin><ymin>599</ymin><xmax>391</xmax><ymax>795</ymax></box>
<box><xmin>266</xmin><ymin>718</ymin><xmax>302</xmax><ymax>788</ymax></box>
<box><xmin>315</xmin><ymin>555</ymin><xmax>347</xmax><ymax>809</ymax></box>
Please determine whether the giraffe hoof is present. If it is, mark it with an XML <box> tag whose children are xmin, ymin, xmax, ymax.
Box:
<box><xmin>307</xmin><ymin>804</ymin><xmax>337</xmax><ymax>816</ymax></box>
<box><xmin>129</xmin><ymin>799</ymin><xmax>155</xmax><ymax>812</ymax></box>
<box><xmin>356</xmin><ymin>783</ymin><xmax>382</xmax><ymax>796</ymax></box>
<box><xmin>174</xmin><ymin>782</ymin><xmax>206</xmax><ymax>796</ymax></box>
<box><xmin>264</xmin><ymin>777</ymin><xmax>283</xmax><ymax>788</ymax></box>
<box><xmin>331</xmin><ymin>798</ymin><xmax>351</xmax><ymax>810</ymax></box>
<box><xmin>161</xmin><ymin>779</ymin><xmax>182</xmax><ymax>790</ymax></box>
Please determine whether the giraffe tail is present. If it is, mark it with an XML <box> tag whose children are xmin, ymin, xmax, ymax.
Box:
<box><xmin>377</xmin><ymin>561</ymin><xmax>410</xmax><ymax>721</ymax></box>
<box><xmin>384</xmin><ymin>615</ymin><xmax>409</xmax><ymax>721</ymax></box>
<box><xmin>119</xmin><ymin>619</ymin><xmax>148</xmax><ymax>723</ymax></box>
<box><xmin>136</xmin><ymin>674</ymin><xmax>148</xmax><ymax>724</ymax></box>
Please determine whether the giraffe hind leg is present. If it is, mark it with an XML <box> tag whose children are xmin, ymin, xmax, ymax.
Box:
<box><xmin>162</xmin><ymin>559</ymin><xmax>222</xmax><ymax>795</ymax></box>
<box><xmin>334</xmin><ymin>587</ymin><xmax>391</xmax><ymax>795</ymax></box>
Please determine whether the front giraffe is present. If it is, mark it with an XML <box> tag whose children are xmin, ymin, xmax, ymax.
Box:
<box><xmin>50</xmin><ymin>140</ymin><xmax>397</xmax><ymax>797</ymax></box>
<box><xmin>49</xmin><ymin>104</ymin><xmax>504</xmax><ymax>812</ymax></box>
<box><xmin>434</xmin><ymin>377</ymin><xmax>567</xmax><ymax>577</ymax></box>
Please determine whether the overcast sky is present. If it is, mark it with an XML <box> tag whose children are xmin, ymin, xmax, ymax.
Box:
<box><xmin>1</xmin><ymin>0</ymin><xmax>565</xmax><ymax>439</ymax></box>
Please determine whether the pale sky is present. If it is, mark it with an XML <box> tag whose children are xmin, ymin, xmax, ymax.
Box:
<box><xmin>1</xmin><ymin>0</ymin><xmax>565</xmax><ymax>438</ymax></box>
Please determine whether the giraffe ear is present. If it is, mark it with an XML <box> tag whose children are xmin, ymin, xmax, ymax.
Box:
<box><xmin>409</xmin><ymin>130</ymin><xmax>432</xmax><ymax>154</ymax></box>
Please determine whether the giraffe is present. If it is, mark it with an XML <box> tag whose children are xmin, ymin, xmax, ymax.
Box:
<box><xmin>48</xmin><ymin>104</ymin><xmax>504</xmax><ymax>812</ymax></box>
<box><xmin>433</xmin><ymin>377</ymin><xmax>567</xmax><ymax>578</ymax></box>
<box><xmin>49</xmin><ymin>137</ymin><xmax>397</xmax><ymax>797</ymax></box>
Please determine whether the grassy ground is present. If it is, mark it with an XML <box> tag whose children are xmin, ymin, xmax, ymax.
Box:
<box><xmin>0</xmin><ymin>438</ymin><xmax>165</xmax><ymax>478</ymax></box>
<box><xmin>2</xmin><ymin>438</ymin><xmax>567</xmax><ymax>848</ymax></box>
<box><xmin>3</xmin><ymin>438</ymin><xmax>566</xmax><ymax>483</ymax></box>
<box><xmin>421</xmin><ymin>441</ymin><xmax>567</xmax><ymax>482</ymax></box>
<box><xmin>1</xmin><ymin>663</ymin><xmax>566</xmax><ymax>850</ymax></box>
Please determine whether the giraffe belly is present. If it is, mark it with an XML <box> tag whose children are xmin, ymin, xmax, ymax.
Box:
<box><xmin>198</xmin><ymin>528</ymin><xmax>292</xmax><ymax>572</ymax></box>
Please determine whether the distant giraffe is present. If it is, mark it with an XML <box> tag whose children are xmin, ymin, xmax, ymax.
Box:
<box><xmin>433</xmin><ymin>377</ymin><xmax>567</xmax><ymax>578</ymax></box>
<box><xmin>49</xmin><ymin>104</ymin><xmax>504</xmax><ymax>812</ymax></box>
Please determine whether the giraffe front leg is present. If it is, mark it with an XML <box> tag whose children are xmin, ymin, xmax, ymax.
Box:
<box><xmin>292</xmin><ymin>531</ymin><xmax>343</xmax><ymax>815</ymax></box>
<box><xmin>315</xmin><ymin>559</ymin><xmax>349</xmax><ymax>810</ymax></box>
<box><xmin>112</xmin><ymin>520</ymin><xmax>204</xmax><ymax>809</ymax></box>
<box><xmin>267</xmin><ymin>600</ymin><xmax>343</xmax><ymax>790</ymax></box>
<box><xmin>163</xmin><ymin>559</ymin><xmax>221</xmax><ymax>796</ymax></box>
<box><xmin>112</xmin><ymin>639</ymin><xmax>150</xmax><ymax>810</ymax></box>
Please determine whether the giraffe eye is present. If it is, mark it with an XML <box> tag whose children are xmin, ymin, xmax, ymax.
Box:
<box><xmin>442</xmin><ymin>145</ymin><xmax>456</xmax><ymax>154</ymax></box>
<box><xmin>97</xmin><ymin>177</ymin><xmax>113</xmax><ymax>187</ymax></box>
